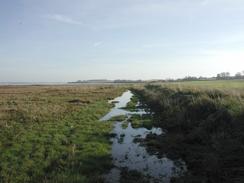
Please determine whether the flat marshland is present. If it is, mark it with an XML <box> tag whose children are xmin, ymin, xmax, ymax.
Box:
<box><xmin>0</xmin><ymin>85</ymin><xmax>127</xmax><ymax>182</ymax></box>
<box><xmin>1</xmin><ymin>80</ymin><xmax>244</xmax><ymax>183</ymax></box>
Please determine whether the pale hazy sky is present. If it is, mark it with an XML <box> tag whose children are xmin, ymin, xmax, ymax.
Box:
<box><xmin>1</xmin><ymin>0</ymin><xmax>244</xmax><ymax>82</ymax></box>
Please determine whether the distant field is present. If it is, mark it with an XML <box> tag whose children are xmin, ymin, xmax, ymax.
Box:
<box><xmin>160</xmin><ymin>80</ymin><xmax>244</xmax><ymax>89</ymax></box>
<box><xmin>152</xmin><ymin>80</ymin><xmax>244</xmax><ymax>96</ymax></box>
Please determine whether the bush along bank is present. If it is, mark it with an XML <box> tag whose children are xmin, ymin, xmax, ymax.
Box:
<box><xmin>132</xmin><ymin>85</ymin><xmax>244</xmax><ymax>183</ymax></box>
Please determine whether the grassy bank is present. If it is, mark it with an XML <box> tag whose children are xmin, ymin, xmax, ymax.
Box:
<box><xmin>0</xmin><ymin>85</ymin><xmax>126</xmax><ymax>183</ymax></box>
<box><xmin>132</xmin><ymin>81</ymin><xmax>244</xmax><ymax>182</ymax></box>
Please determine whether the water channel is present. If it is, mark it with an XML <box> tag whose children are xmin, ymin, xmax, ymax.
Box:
<box><xmin>100</xmin><ymin>90</ymin><xmax>186</xmax><ymax>183</ymax></box>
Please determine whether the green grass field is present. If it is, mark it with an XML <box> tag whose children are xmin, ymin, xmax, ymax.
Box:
<box><xmin>159</xmin><ymin>80</ymin><xmax>244</xmax><ymax>91</ymax></box>
<box><xmin>0</xmin><ymin>85</ymin><xmax>127</xmax><ymax>183</ymax></box>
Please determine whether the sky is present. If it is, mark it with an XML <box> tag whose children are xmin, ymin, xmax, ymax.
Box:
<box><xmin>1</xmin><ymin>0</ymin><xmax>244</xmax><ymax>82</ymax></box>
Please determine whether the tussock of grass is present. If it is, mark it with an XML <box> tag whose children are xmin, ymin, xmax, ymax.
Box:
<box><xmin>108</xmin><ymin>115</ymin><xmax>127</xmax><ymax>122</ymax></box>
<box><xmin>128</xmin><ymin>114</ymin><xmax>153</xmax><ymax>129</ymax></box>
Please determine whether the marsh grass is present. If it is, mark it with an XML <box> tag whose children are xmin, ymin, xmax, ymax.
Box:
<box><xmin>133</xmin><ymin>82</ymin><xmax>244</xmax><ymax>182</ymax></box>
<box><xmin>128</xmin><ymin>114</ymin><xmax>153</xmax><ymax>130</ymax></box>
<box><xmin>0</xmin><ymin>85</ymin><xmax>127</xmax><ymax>183</ymax></box>
<box><xmin>121</xmin><ymin>95</ymin><xmax>139</xmax><ymax>112</ymax></box>
<box><xmin>107</xmin><ymin>115</ymin><xmax>128</xmax><ymax>122</ymax></box>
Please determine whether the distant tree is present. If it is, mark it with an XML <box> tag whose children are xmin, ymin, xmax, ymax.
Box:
<box><xmin>182</xmin><ymin>76</ymin><xmax>198</xmax><ymax>81</ymax></box>
<box><xmin>235</xmin><ymin>72</ymin><xmax>242</xmax><ymax>78</ymax></box>
<box><xmin>217</xmin><ymin>72</ymin><xmax>231</xmax><ymax>79</ymax></box>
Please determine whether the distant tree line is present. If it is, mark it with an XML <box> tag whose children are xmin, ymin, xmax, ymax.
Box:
<box><xmin>168</xmin><ymin>71</ymin><xmax>244</xmax><ymax>82</ymax></box>
<box><xmin>114</xmin><ymin>80</ymin><xmax>143</xmax><ymax>83</ymax></box>
<box><xmin>71</xmin><ymin>71</ymin><xmax>244</xmax><ymax>84</ymax></box>
<box><xmin>70</xmin><ymin>79</ymin><xmax>143</xmax><ymax>84</ymax></box>
<box><xmin>216</xmin><ymin>71</ymin><xmax>244</xmax><ymax>80</ymax></box>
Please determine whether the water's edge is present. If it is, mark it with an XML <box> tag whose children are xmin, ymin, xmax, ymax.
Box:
<box><xmin>100</xmin><ymin>90</ymin><xmax>186</xmax><ymax>183</ymax></box>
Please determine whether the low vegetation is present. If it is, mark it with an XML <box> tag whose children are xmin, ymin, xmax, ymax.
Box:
<box><xmin>132</xmin><ymin>81</ymin><xmax>244</xmax><ymax>182</ymax></box>
<box><xmin>0</xmin><ymin>85</ymin><xmax>126</xmax><ymax>183</ymax></box>
<box><xmin>121</xmin><ymin>95</ymin><xmax>139</xmax><ymax>112</ymax></box>
<box><xmin>128</xmin><ymin>114</ymin><xmax>153</xmax><ymax>130</ymax></box>
<box><xmin>108</xmin><ymin>115</ymin><xmax>128</xmax><ymax>122</ymax></box>
<box><xmin>2</xmin><ymin>80</ymin><xmax>244</xmax><ymax>183</ymax></box>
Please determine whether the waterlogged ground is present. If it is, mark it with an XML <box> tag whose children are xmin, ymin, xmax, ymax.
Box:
<box><xmin>100</xmin><ymin>90</ymin><xmax>146</xmax><ymax>121</ymax></box>
<box><xmin>101</xmin><ymin>91</ymin><xmax>186</xmax><ymax>183</ymax></box>
<box><xmin>0</xmin><ymin>85</ymin><xmax>127</xmax><ymax>182</ymax></box>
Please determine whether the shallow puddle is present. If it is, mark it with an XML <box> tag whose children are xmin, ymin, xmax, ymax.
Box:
<box><xmin>100</xmin><ymin>90</ymin><xmax>186</xmax><ymax>182</ymax></box>
<box><xmin>100</xmin><ymin>90</ymin><xmax>147</xmax><ymax>121</ymax></box>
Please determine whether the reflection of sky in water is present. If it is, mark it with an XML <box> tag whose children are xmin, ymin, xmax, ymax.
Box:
<box><xmin>100</xmin><ymin>90</ymin><xmax>147</xmax><ymax>121</ymax></box>
<box><xmin>110</xmin><ymin>90</ymin><xmax>133</xmax><ymax>109</ymax></box>
<box><xmin>101</xmin><ymin>91</ymin><xmax>187</xmax><ymax>183</ymax></box>
<box><xmin>106</xmin><ymin>122</ymin><xmax>186</xmax><ymax>183</ymax></box>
